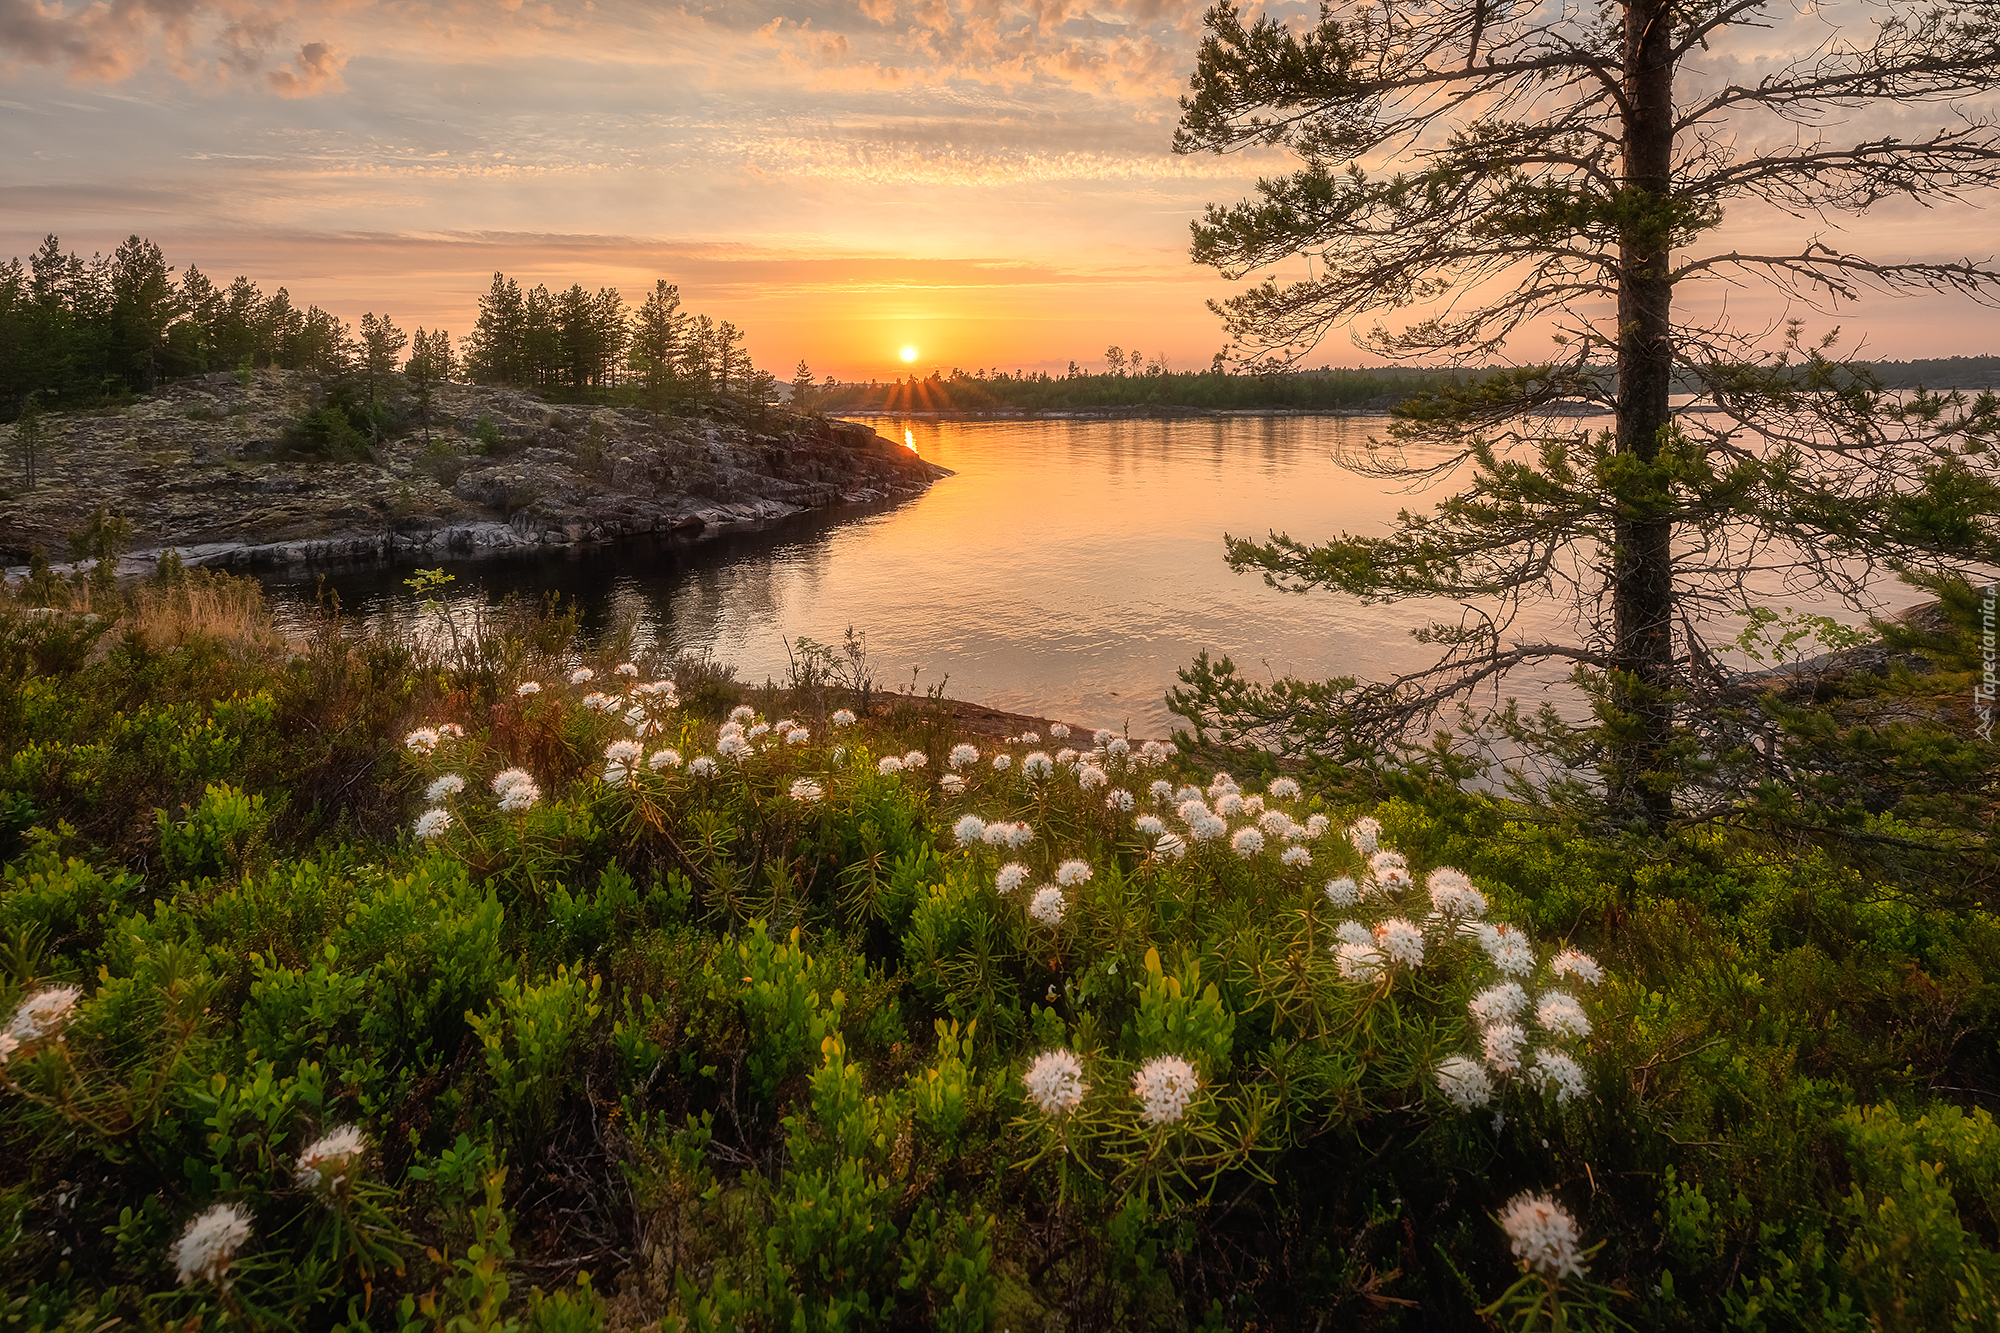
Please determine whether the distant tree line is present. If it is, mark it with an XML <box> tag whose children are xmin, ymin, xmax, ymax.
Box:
<box><xmin>817</xmin><ymin>362</ymin><xmax>1467</xmax><ymax>414</ymax></box>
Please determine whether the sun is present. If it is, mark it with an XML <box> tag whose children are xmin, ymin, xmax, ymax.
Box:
<box><xmin>900</xmin><ymin>346</ymin><xmax>918</xmax><ymax>363</ymax></box>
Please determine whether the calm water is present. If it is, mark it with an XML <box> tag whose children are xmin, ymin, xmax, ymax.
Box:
<box><xmin>262</xmin><ymin>415</ymin><xmax>1911</xmax><ymax>736</ymax></box>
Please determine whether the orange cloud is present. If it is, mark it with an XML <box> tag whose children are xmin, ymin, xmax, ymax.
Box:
<box><xmin>266</xmin><ymin>39</ymin><xmax>346</xmax><ymax>96</ymax></box>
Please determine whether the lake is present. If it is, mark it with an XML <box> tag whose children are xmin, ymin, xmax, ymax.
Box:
<box><xmin>261</xmin><ymin>414</ymin><xmax>1914</xmax><ymax>736</ymax></box>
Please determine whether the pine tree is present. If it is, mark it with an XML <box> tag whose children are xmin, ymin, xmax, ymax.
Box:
<box><xmin>359</xmin><ymin>312</ymin><xmax>408</xmax><ymax>404</ymax></box>
<box><xmin>404</xmin><ymin>328</ymin><xmax>456</xmax><ymax>443</ymax></box>
<box><xmin>1171</xmin><ymin>0</ymin><xmax>2000</xmax><ymax>830</ymax></box>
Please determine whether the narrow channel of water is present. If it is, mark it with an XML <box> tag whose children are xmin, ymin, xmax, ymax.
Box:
<box><xmin>262</xmin><ymin>414</ymin><xmax>1916</xmax><ymax>736</ymax></box>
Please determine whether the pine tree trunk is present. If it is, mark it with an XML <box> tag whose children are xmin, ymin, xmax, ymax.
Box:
<box><xmin>1611</xmin><ymin>0</ymin><xmax>1678</xmax><ymax>830</ymax></box>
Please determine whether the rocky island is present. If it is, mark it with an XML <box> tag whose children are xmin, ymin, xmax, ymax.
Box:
<box><xmin>0</xmin><ymin>369</ymin><xmax>949</xmax><ymax>580</ymax></box>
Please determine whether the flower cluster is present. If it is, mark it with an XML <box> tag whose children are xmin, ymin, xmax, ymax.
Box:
<box><xmin>5</xmin><ymin>986</ymin><xmax>81</xmax><ymax>1051</ymax></box>
<box><xmin>1019</xmin><ymin>1049</ymin><xmax>1203</xmax><ymax>1126</ymax></box>
<box><xmin>1498</xmin><ymin>1191</ymin><xmax>1588</xmax><ymax>1279</ymax></box>
<box><xmin>295</xmin><ymin>1124</ymin><xmax>367</xmax><ymax>1194</ymax></box>
<box><xmin>169</xmin><ymin>1203</ymin><xmax>253</xmax><ymax>1287</ymax></box>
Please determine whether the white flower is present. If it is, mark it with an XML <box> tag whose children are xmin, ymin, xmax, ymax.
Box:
<box><xmin>991</xmin><ymin>754</ymin><xmax>1012</xmax><ymax>772</ymax></box>
<box><xmin>1077</xmin><ymin>764</ymin><xmax>1108</xmax><ymax>791</ymax></box>
<box><xmin>1106</xmin><ymin>788</ymin><xmax>1135</xmax><ymax>812</ymax></box>
<box><xmin>1536</xmin><ymin>992</ymin><xmax>1591</xmax><ymax>1039</ymax></box>
<box><xmin>1334</xmin><ymin>940</ymin><xmax>1383</xmax><ymax>983</ymax></box>
<box><xmin>1176</xmin><ymin>784</ymin><xmax>1204</xmax><ymax>803</ymax></box>
<box><xmin>1242</xmin><ymin>795</ymin><xmax>1265</xmax><ymax>816</ymax></box>
<box><xmin>1435</xmin><ymin>1056</ymin><xmax>1496</xmax><ymax>1111</ymax></box>
<box><xmin>615</xmin><ymin>662</ymin><xmax>638</xmax><ymax>677</ymax></box>
<box><xmin>0</xmin><ymin>1032</ymin><xmax>16</xmax><ymax>1064</ymax></box>
<box><xmin>719</xmin><ymin>720</ymin><xmax>744</xmax><ymax>741</ymax></box>
<box><xmin>1369</xmin><ymin>849</ymin><xmax>1408</xmax><ymax>877</ymax></box>
<box><xmin>996</xmin><ymin>862</ymin><xmax>1030</xmax><ymax>895</ymax></box>
<box><xmin>1132</xmin><ymin>1055</ymin><xmax>1199</xmax><ymax>1126</ymax></box>
<box><xmin>902</xmin><ymin>749</ymin><xmax>928</xmax><ymax>769</ymax></box>
<box><xmin>1468</xmin><ymin>982</ymin><xmax>1530</xmax><ymax>1027</ymax></box>
<box><xmin>1096</xmin><ymin>729</ymin><xmax>1117</xmax><ymax>747</ymax></box>
<box><xmin>689</xmin><ymin>756</ymin><xmax>719</xmax><ymax>778</ymax></box>
<box><xmin>1140</xmin><ymin>740</ymin><xmax>1169</xmax><ymax>765</ymax></box>
<box><xmin>170</xmin><ymin>1203</ymin><xmax>253</xmax><ymax>1287</ymax></box>
<box><xmin>1267</xmin><ymin>777</ymin><xmax>1301</xmax><ymax>801</ymax></box>
<box><xmin>1149</xmin><ymin>779</ymin><xmax>1175</xmax><ymax>804</ymax></box>
<box><xmin>948</xmin><ymin>743</ymin><xmax>980</xmax><ymax>769</ymax></box>
<box><xmin>1177</xmin><ymin>798</ymin><xmax>1211</xmax><ymax>827</ymax></box>
<box><xmin>1550</xmin><ymin>950</ymin><xmax>1605</xmax><ymax>985</ymax></box>
<box><xmin>1527</xmin><ymin>1050</ymin><xmax>1590</xmax><ymax>1104</ymax></box>
<box><xmin>1281</xmin><ymin>845</ymin><xmax>1312</xmax><ymax>868</ymax></box>
<box><xmin>832</xmin><ymin>708</ymin><xmax>858</xmax><ymax>727</ymax></box>
<box><xmin>1349</xmin><ymin>816</ymin><xmax>1382</xmax><ymax>855</ymax></box>
<box><xmin>649</xmin><ymin>748</ymin><xmax>682</xmax><ymax>771</ymax></box>
<box><xmin>605</xmin><ymin>739</ymin><xmax>644</xmax><ymax>765</ymax></box>
<box><xmin>1231</xmin><ymin>826</ymin><xmax>1265</xmax><ymax>858</ymax></box>
<box><xmin>717</xmin><ymin>733</ymin><xmax>752</xmax><ymax>761</ymax></box>
<box><xmin>1050</xmin><ymin>723</ymin><xmax>1071</xmax><ymax>739</ymax></box>
<box><xmin>789</xmin><ymin>778</ymin><xmax>824</xmax><ymax>803</ymax></box>
<box><xmin>296</xmin><ymin>1125</ymin><xmax>367</xmax><ymax>1192</ymax></box>
<box><xmin>498</xmin><ymin>781</ymin><xmax>540</xmax><ymax>814</ymax></box>
<box><xmin>1022</xmin><ymin>1049</ymin><xmax>1088</xmax><ymax>1115</ymax></box>
<box><xmin>729</xmin><ymin>705</ymin><xmax>755</xmax><ymax>723</ymax></box>
<box><xmin>426</xmin><ymin>773</ymin><xmax>466</xmax><ymax>802</ymax></box>
<box><xmin>516</xmin><ymin>681</ymin><xmax>542</xmax><ymax>696</ymax></box>
<box><xmin>491</xmin><ymin>767</ymin><xmax>534</xmax><ymax>796</ymax></box>
<box><xmin>1375</xmin><ymin>917</ymin><xmax>1425</xmax><ymax>968</ymax></box>
<box><xmin>414</xmin><ymin>808</ymin><xmax>452</xmax><ymax>841</ymax></box>
<box><xmin>1324</xmin><ymin>876</ymin><xmax>1361</xmax><ymax>907</ymax></box>
<box><xmin>877</xmin><ymin>755</ymin><xmax>904</xmax><ymax>775</ymax></box>
<box><xmin>748</xmin><ymin>722</ymin><xmax>771</xmax><ymax>741</ymax></box>
<box><xmin>1105</xmin><ymin>737</ymin><xmax>1130</xmax><ymax>759</ymax></box>
<box><xmin>1019</xmin><ymin>731</ymin><xmax>1040</xmax><ymax>744</ymax></box>
<box><xmin>404</xmin><ymin>727</ymin><xmax>440</xmax><ymax>756</ymax></box>
<box><xmin>1005</xmin><ymin>822</ymin><xmax>1035</xmax><ymax>849</ymax></box>
<box><xmin>940</xmin><ymin>774</ymin><xmax>966</xmax><ymax>795</ymax></box>
<box><xmin>787</xmin><ymin>728</ymin><xmax>810</xmax><ymax>745</ymax></box>
<box><xmin>1334</xmin><ymin>920</ymin><xmax>1373</xmax><ymax>947</ymax></box>
<box><xmin>1497</xmin><ymin>1192</ymin><xmax>1588</xmax><ymax>1279</ymax></box>
<box><xmin>1134</xmin><ymin>814</ymin><xmax>1166</xmax><ymax>839</ymax></box>
<box><xmin>1256</xmin><ymin>810</ymin><xmax>1292</xmax><ymax>838</ymax></box>
<box><xmin>1216</xmin><ymin>792</ymin><xmax>1246</xmax><ymax>818</ymax></box>
<box><xmin>1055</xmin><ymin>859</ymin><xmax>1093</xmax><ymax>886</ymax></box>
<box><xmin>1023</xmin><ymin>751</ymin><xmax>1055</xmax><ymax>779</ymax></box>
<box><xmin>982</xmin><ymin>823</ymin><xmax>1012</xmax><ymax>848</ymax></box>
<box><xmin>1481</xmin><ymin>1022</ymin><xmax>1527</xmax><ymax>1075</ymax></box>
<box><xmin>582</xmin><ymin>692</ymin><xmax>617</xmax><ymax>713</ymax></box>
<box><xmin>1477</xmin><ymin>923</ymin><xmax>1536</xmax><ymax>976</ymax></box>
<box><xmin>1427</xmin><ymin>867</ymin><xmax>1488</xmax><ymax>919</ymax></box>
<box><xmin>6</xmin><ymin>987</ymin><xmax>82</xmax><ymax>1043</ymax></box>
<box><xmin>1187</xmin><ymin>812</ymin><xmax>1227</xmax><ymax>843</ymax></box>
<box><xmin>953</xmin><ymin>814</ymin><xmax>988</xmax><ymax>847</ymax></box>
<box><xmin>569</xmin><ymin>667</ymin><xmax>596</xmax><ymax>685</ymax></box>
<box><xmin>436</xmin><ymin>723</ymin><xmax>464</xmax><ymax>741</ymax></box>
<box><xmin>1154</xmin><ymin>833</ymin><xmax>1187</xmax><ymax>860</ymax></box>
<box><xmin>1028</xmin><ymin>885</ymin><xmax>1067</xmax><ymax>926</ymax></box>
<box><xmin>1305</xmin><ymin>814</ymin><xmax>1330</xmax><ymax>838</ymax></box>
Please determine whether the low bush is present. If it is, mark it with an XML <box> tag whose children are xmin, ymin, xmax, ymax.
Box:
<box><xmin>3</xmin><ymin>584</ymin><xmax>1999</xmax><ymax>1330</ymax></box>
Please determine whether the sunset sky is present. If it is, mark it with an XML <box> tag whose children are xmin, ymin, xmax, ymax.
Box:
<box><xmin>3</xmin><ymin>0</ymin><xmax>1997</xmax><ymax>381</ymax></box>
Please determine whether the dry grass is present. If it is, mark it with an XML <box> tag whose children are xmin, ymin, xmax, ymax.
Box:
<box><xmin>128</xmin><ymin>570</ymin><xmax>284</xmax><ymax>654</ymax></box>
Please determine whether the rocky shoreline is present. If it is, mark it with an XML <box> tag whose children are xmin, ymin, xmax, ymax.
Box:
<box><xmin>0</xmin><ymin>370</ymin><xmax>950</xmax><ymax>583</ymax></box>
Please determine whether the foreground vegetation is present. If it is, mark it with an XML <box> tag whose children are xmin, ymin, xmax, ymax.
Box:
<box><xmin>1</xmin><ymin>564</ymin><xmax>1998</xmax><ymax>1331</ymax></box>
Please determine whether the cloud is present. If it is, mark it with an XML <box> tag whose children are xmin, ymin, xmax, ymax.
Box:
<box><xmin>267</xmin><ymin>39</ymin><xmax>346</xmax><ymax>95</ymax></box>
<box><xmin>0</xmin><ymin>0</ymin><xmax>349</xmax><ymax>94</ymax></box>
